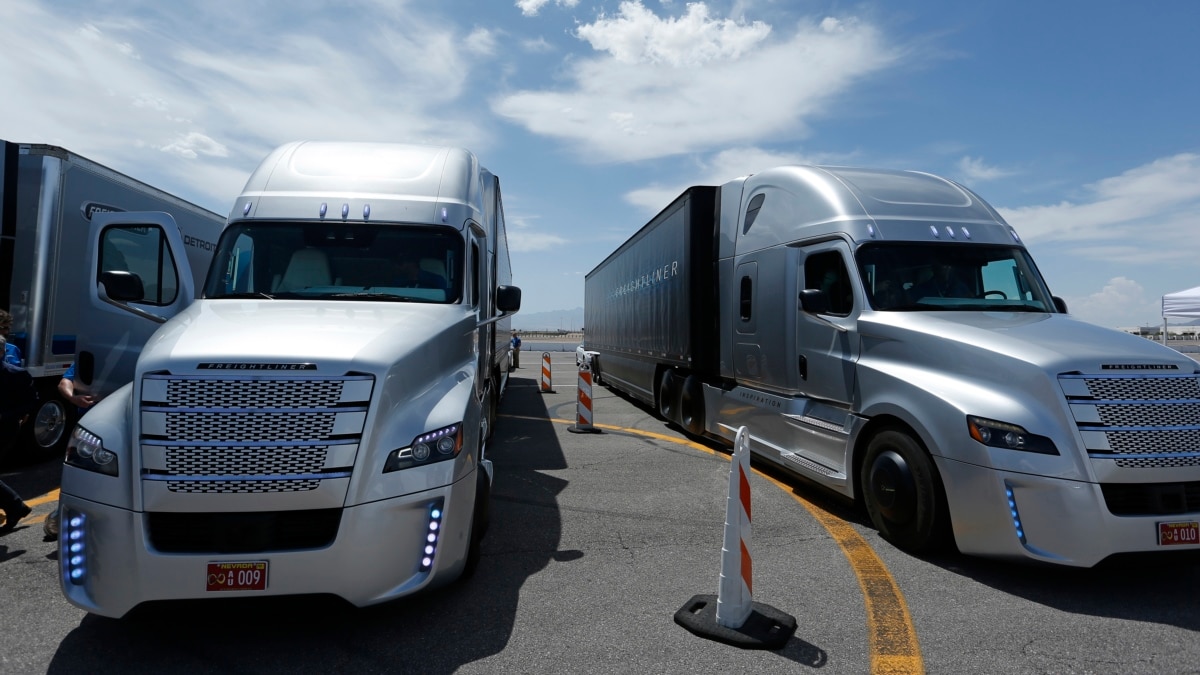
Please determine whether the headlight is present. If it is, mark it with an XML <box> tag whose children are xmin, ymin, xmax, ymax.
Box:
<box><xmin>383</xmin><ymin>423</ymin><xmax>463</xmax><ymax>473</ymax></box>
<box><xmin>65</xmin><ymin>426</ymin><xmax>120</xmax><ymax>476</ymax></box>
<box><xmin>967</xmin><ymin>416</ymin><xmax>1058</xmax><ymax>455</ymax></box>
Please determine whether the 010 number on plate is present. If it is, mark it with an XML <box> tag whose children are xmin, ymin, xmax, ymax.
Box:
<box><xmin>1157</xmin><ymin>521</ymin><xmax>1199</xmax><ymax>546</ymax></box>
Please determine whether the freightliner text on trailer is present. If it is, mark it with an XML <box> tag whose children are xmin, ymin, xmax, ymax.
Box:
<box><xmin>584</xmin><ymin>165</ymin><xmax>1200</xmax><ymax>567</ymax></box>
<box><xmin>0</xmin><ymin>140</ymin><xmax>222</xmax><ymax>461</ymax></box>
<box><xmin>58</xmin><ymin>141</ymin><xmax>520</xmax><ymax>617</ymax></box>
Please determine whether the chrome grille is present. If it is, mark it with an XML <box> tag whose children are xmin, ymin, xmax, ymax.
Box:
<box><xmin>142</xmin><ymin>373</ymin><xmax>372</xmax><ymax>494</ymax></box>
<box><xmin>1063</xmin><ymin>372</ymin><xmax>1200</xmax><ymax>474</ymax></box>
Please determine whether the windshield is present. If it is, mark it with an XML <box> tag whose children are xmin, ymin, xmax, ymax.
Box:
<box><xmin>856</xmin><ymin>243</ymin><xmax>1055</xmax><ymax>312</ymax></box>
<box><xmin>203</xmin><ymin>222</ymin><xmax>463</xmax><ymax>303</ymax></box>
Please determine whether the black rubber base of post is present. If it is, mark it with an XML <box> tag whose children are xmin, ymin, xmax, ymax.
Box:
<box><xmin>539</xmin><ymin>389</ymin><xmax>556</xmax><ymax>394</ymax></box>
<box><xmin>567</xmin><ymin>425</ymin><xmax>602</xmax><ymax>434</ymax></box>
<box><xmin>674</xmin><ymin>594</ymin><xmax>797</xmax><ymax>650</ymax></box>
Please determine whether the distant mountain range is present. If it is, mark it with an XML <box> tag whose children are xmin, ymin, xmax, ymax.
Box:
<box><xmin>511</xmin><ymin>307</ymin><xmax>584</xmax><ymax>332</ymax></box>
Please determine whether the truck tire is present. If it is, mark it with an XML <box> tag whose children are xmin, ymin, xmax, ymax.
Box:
<box><xmin>861</xmin><ymin>429</ymin><xmax>950</xmax><ymax>553</ymax></box>
<box><xmin>679</xmin><ymin>375</ymin><xmax>705</xmax><ymax>436</ymax></box>
<box><xmin>657</xmin><ymin>370</ymin><xmax>680</xmax><ymax>423</ymax></box>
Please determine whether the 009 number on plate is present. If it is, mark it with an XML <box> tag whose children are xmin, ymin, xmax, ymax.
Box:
<box><xmin>1157</xmin><ymin>521</ymin><xmax>1199</xmax><ymax>546</ymax></box>
<box><xmin>207</xmin><ymin>561</ymin><xmax>268</xmax><ymax>591</ymax></box>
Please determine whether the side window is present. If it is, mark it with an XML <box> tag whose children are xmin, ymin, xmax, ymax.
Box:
<box><xmin>805</xmin><ymin>251</ymin><xmax>853</xmax><ymax>316</ymax></box>
<box><xmin>470</xmin><ymin>242</ymin><xmax>480</xmax><ymax>308</ymax></box>
<box><xmin>99</xmin><ymin>225</ymin><xmax>179</xmax><ymax>306</ymax></box>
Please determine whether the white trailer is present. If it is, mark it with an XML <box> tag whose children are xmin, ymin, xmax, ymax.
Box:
<box><xmin>586</xmin><ymin>166</ymin><xmax>1200</xmax><ymax>567</ymax></box>
<box><xmin>0</xmin><ymin>141</ymin><xmax>222</xmax><ymax>461</ymax></box>
<box><xmin>58</xmin><ymin>141</ymin><xmax>520</xmax><ymax>617</ymax></box>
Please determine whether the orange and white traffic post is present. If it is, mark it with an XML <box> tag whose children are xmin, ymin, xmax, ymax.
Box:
<box><xmin>569</xmin><ymin>360</ymin><xmax>601</xmax><ymax>434</ymax></box>
<box><xmin>539</xmin><ymin>352</ymin><xmax>555</xmax><ymax>394</ymax></box>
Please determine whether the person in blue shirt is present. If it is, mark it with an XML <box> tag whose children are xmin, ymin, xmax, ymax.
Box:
<box><xmin>44</xmin><ymin>361</ymin><xmax>97</xmax><ymax>539</ymax></box>
<box><xmin>510</xmin><ymin>331</ymin><xmax>522</xmax><ymax>370</ymax></box>
<box><xmin>0</xmin><ymin>309</ymin><xmax>21</xmax><ymax>366</ymax></box>
<box><xmin>0</xmin><ymin>337</ymin><xmax>37</xmax><ymax>533</ymax></box>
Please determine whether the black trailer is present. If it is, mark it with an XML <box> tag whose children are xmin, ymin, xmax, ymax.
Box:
<box><xmin>583</xmin><ymin>186</ymin><xmax>719</xmax><ymax>423</ymax></box>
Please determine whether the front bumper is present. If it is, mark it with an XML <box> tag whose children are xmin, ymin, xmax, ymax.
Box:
<box><xmin>938</xmin><ymin>457</ymin><xmax>1200</xmax><ymax>567</ymax></box>
<box><xmin>58</xmin><ymin>474</ymin><xmax>477</xmax><ymax>618</ymax></box>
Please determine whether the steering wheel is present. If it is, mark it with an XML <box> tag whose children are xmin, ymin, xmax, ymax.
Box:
<box><xmin>983</xmin><ymin>290</ymin><xmax>1007</xmax><ymax>299</ymax></box>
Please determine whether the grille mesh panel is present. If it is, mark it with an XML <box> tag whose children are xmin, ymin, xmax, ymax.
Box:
<box><xmin>1082</xmin><ymin>376</ymin><xmax>1200</xmax><ymax>401</ymax></box>
<box><xmin>165</xmin><ymin>412</ymin><xmax>336</xmax><ymax>442</ymax></box>
<box><xmin>1097</xmin><ymin>403</ymin><xmax>1200</xmax><ymax>427</ymax></box>
<box><xmin>164</xmin><ymin>445</ymin><xmax>328</xmax><ymax>475</ymax></box>
<box><xmin>165</xmin><ymin>379</ymin><xmax>346</xmax><ymax>408</ymax></box>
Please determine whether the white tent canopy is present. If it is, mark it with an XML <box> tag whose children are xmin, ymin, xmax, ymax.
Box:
<box><xmin>1160</xmin><ymin>285</ymin><xmax>1200</xmax><ymax>345</ymax></box>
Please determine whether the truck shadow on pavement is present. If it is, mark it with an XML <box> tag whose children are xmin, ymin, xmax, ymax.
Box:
<box><xmin>46</xmin><ymin>375</ymin><xmax>567</xmax><ymax>675</ymax></box>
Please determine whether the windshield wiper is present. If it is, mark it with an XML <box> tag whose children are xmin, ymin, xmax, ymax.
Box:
<box><xmin>325</xmin><ymin>292</ymin><xmax>432</xmax><ymax>302</ymax></box>
<box><xmin>216</xmin><ymin>292</ymin><xmax>275</xmax><ymax>300</ymax></box>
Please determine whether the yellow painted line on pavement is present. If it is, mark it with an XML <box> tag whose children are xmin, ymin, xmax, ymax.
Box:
<box><xmin>501</xmin><ymin>413</ymin><xmax>925</xmax><ymax>674</ymax></box>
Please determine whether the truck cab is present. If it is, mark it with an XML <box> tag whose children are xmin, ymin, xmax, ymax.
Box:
<box><xmin>59</xmin><ymin>142</ymin><xmax>519</xmax><ymax>617</ymax></box>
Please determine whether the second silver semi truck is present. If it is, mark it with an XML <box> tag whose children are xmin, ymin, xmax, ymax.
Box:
<box><xmin>585</xmin><ymin>166</ymin><xmax>1200</xmax><ymax>567</ymax></box>
<box><xmin>58</xmin><ymin>141</ymin><xmax>520</xmax><ymax>617</ymax></box>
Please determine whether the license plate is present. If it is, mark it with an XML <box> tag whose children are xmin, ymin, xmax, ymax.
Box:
<box><xmin>206</xmin><ymin>561</ymin><xmax>268</xmax><ymax>591</ymax></box>
<box><xmin>1157</xmin><ymin>521</ymin><xmax>1200</xmax><ymax>546</ymax></box>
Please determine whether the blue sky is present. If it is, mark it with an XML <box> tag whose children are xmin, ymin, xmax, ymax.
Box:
<box><xmin>3</xmin><ymin>0</ymin><xmax>1199</xmax><ymax>329</ymax></box>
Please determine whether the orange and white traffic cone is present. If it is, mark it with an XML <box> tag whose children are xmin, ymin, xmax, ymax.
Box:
<box><xmin>673</xmin><ymin>425</ymin><xmax>796</xmax><ymax>649</ymax></box>
<box><xmin>717</xmin><ymin>426</ymin><xmax>753</xmax><ymax>627</ymax></box>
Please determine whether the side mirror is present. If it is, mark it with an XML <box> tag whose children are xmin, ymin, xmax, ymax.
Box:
<box><xmin>1052</xmin><ymin>296</ymin><xmax>1068</xmax><ymax>313</ymax></box>
<box><xmin>497</xmin><ymin>285</ymin><xmax>522</xmax><ymax>313</ymax></box>
<box><xmin>799</xmin><ymin>288</ymin><xmax>829</xmax><ymax>315</ymax></box>
<box><xmin>99</xmin><ymin>270</ymin><xmax>145</xmax><ymax>302</ymax></box>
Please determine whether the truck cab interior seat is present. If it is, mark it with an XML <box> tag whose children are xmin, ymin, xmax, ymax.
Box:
<box><xmin>275</xmin><ymin>248</ymin><xmax>332</xmax><ymax>291</ymax></box>
<box><xmin>420</xmin><ymin>258</ymin><xmax>448</xmax><ymax>288</ymax></box>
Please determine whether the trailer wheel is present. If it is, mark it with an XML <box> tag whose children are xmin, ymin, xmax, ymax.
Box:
<box><xmin>657</xmin><ymin>370</ymin><xmax>680</xmax><ymax>423</ymax></box>
<box><xmin>861</xmin><ymin>429</ymin><xmax>950</xmax><ymax>553</ymax></box>
<box><xmin>679</xmin><ymin>375</ymin><xmax>705</xmax><ymax>436</ymax></box>
<box><xmin>25</xmin><ymin>397</ymin><xmax>74</xmax><ymax>459</ymax></box>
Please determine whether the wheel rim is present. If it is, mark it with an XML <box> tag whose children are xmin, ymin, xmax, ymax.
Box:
<box><xmin>868</xmin><ymin>449</ymin><xmax>915</xmax><ymax>523</ymax></box>
<box><xmin>34</xmin><ymin>400</ymin><xmax>67</xmax><ymax>449</ymax></box>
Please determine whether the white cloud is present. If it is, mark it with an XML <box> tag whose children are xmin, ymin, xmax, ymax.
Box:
<box><xmin>465</xmin><ymin>27</ymin><xmax>499</xmax><ymax>56</ymax></box>
<box><xmin>493</xmin><ymin>7</ymin><xmax>897</xmax><ymax>162</ymax></box>
<box><xmin>956</xmin><ymin>156</ymin><xmax>1013</xmax><ymax>183</ymax></box>
<box><xmin>522</xmin><ymin>36</ymin><xmax>555</xmax><ymax>53</ymax></box>
<box><xmin>159</xmin><ymin>132</ymin><xmax>229</xmax><ymax>160</ymax></box>
<box><xmin>516</xmin><ymin>0</ymin><xmax>580</xmax><ymax>17</ymax></box>
<box><xmin>505</xmin><ymin>215</ymin><xmax>569</xmax><ymax>252</ymax></box>
<box><xmin>1065</xmin><ymin>277</ymin><xmax>1158</xmax><ymax>329</ymax></box>
<box><xmin>999</xmin><ymin>154</ymin><xmax>1200</xmax><ymax>267</ymax></box>
<box><xmin>575</xmin><ymin>1</ymin><xmax>771</xmax><ymax>67</ymax></box>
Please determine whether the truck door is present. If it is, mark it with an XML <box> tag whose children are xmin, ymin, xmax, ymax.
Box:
<box><xmin>797</xmin><ymin>242</ymin><xmax>859</xmax><ymax>405</ymax></box>
<box><xmin>79</xmin><ymin>211</ymin><xmax>194</xmax><ymax>397</ymax></box>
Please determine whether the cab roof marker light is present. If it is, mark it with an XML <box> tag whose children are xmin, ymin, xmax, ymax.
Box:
<box><xmin>242</xmin><ymin>201</ymin><xmax>252</xmax><ymax>216</ymax></box>
<box><xmin>945</xmin><ymin>225</ymin><xmax>956</xmax><ymax>239</ymax></box>
<box><xmin>961</xmin><ymin>226</ymin><xmax>971</xmax><ymax>240</ymax></box>
<box><xmin>867</xmin><ymin>223</ymin><xmax>877</xmax><ymax>238</ymax></box>
<box><xmin>341</xmin><ymin>203</ymin><xmax>350</xmax><ymax>220</ymax></box>
<box><xmin>363</xmin><ymin>204</ymin><xmax>371</xmax><ymax>221</ymax></box>
<box><xmin>1009</xmin><ymin>227</ymin><xmax>1021</xmax><ymax>243</ymax></box>
<box><xmin>441</xmin><ymin>207</ymin><xmax>448</xmax><ymax>223</ymax></box>
<box><xmin>929</xmin><ymin>225</ymin><xmax>940</xmax><ymax>238</ymax></box>
<box><xmin>319</xmin><ymin>202</ymin><xmax>328</xmax><ymax>219</ymax></box>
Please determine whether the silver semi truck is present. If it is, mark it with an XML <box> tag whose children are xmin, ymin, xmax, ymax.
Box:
<box><xmin>0</xmin><ymin>141</ymin><xmax>222</xmax><ymax>461</ymax></box>
<box><xmin>585</xmin><ymin>165</ymin><xmax>1200</xmax><ymax>567</ymax></box>
<box><xmin>58</xmin><ymin>141</ymin><xmax>520</xmax><ymax>617</ymax></box>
